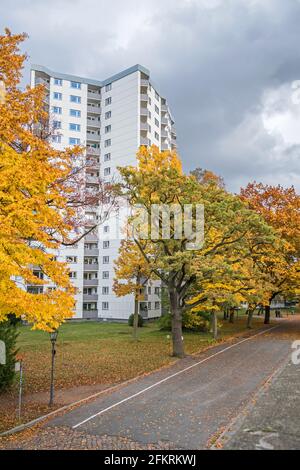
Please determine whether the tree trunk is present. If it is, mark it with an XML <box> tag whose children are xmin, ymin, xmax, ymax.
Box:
<box><xmin>229</xmin><ymin>308</ymin><xmax>235</xmax><ymax>323</ymax></box>
<box><xmin>169</xmin><ymin>289</ymin><xmax>184</xmax><ymax>358</ymax></box>
<box><xmin>264</xmin><ymin>304</ymin><xmax>271</xmax><ymax>325</ymax></box>
<box><xmin>247</xmin><ymin>309</ymin><xmax>254</xmax><ymax>329</ymax></box>
<box><xmin>133</xmin><ymin>295</ymin><xmax>139</xmax><ymax>340</ymax></box>
<box><xmin>223</xmin><ymin>309</ymin><xmax>228</xmax><ymax>320</ymax></box>
<box><xmin>133</xmin><ymin>272</ymin><xmax>141</xmax><ymax>340</ymax></box>
<box><xmin>211</xmin><ymin>311</ymin><xmax>218</xmax><ymax>339</ymax></box>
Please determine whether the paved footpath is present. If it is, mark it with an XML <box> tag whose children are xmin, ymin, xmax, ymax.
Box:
<box><xmin>3</xmin><ymin>318</ymin><xmax>300</xmax><ymax>450</ymax></box>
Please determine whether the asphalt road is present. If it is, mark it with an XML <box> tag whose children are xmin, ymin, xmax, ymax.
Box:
<box><xmin>40</xmin><ymin>318</ymin><xmax>298</xmax><ymax>450</ymax></box>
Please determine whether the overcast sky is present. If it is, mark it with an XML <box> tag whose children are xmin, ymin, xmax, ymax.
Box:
<box><xmin>1</xmin><ymin>0</ymin><xmax>300</xmax><ymax>192</ymax></box>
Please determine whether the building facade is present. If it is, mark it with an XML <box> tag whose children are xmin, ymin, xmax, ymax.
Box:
<box><xmin>30</xmin><ymin>64</ymin><xmax>177</xmax><ymax>321</ymax></box>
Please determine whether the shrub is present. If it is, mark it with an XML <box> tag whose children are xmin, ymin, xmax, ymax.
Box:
<box><xmin>158</xmin><ymin>311</ymin><xmax>210</xmax><ymax>332</ymax></box>
<box><xmin>0</xmin><ymin>320</ymin><xmax>19</xmax><ymax>393</ymax></box>
<box><xmin>128</xmin><ymin>314</ymin><xmax>144</xmax><ymax>327</ymax></box>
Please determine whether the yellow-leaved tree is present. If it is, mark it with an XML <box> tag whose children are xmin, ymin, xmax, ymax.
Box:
<box><xmin>0</xmin><ymin>29</ymin><xmax>77</xmax><ymax>331</ymax></box>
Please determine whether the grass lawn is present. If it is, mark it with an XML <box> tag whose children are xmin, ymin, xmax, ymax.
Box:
<box><xmin>0</xmin><ymin>314</ymin><xmax>268</xmax><ymax>433</ymax></box>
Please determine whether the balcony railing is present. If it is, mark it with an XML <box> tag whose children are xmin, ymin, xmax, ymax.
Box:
<box><xmin>83</xmin><ymin>310</ymin><xmax>98</xmax><ymax>319</ymax></box>
<box><xmin>140</xmin><ymin>122</ymin><xmax>149</xmax><ymax>131</ymax></box>
<box><xmin>141</xmin><ymin>79</ymin><xmax>149</xmax><ymax>87</ymax></box>
<box><xmin>35</xmin><ymin>77</ymin><xmax>50</xmax><ymax>88</ymax></box>
<box><xmin>87</xmin><ymin>118</ymin><xmax>101</xmax><ymax>128</ymax></box>
<box><xmin>87</xmin><ymin>105</ymin><xmax>101</xmax><ymax>114</ymax></box>
<box><xmin>88</xmin><ymin>91</ymin><xmax>101</xmax><ymax>101</ymax></box>
<box><xmin>140</xmin><ymin>136</ymin><xmax>150</xmax><ymax>146</ymax></box>
<box><xmin>87</xmin><ymin>133</ymin><xmax>101</xmax><ymax>142</ymax></box>
<box><xmin>83</xmin><ymin>278</ymin><xmax>99</xmax><ymax>286</ymax></box>
<box><xmin>83</xmin><ymin>264</ymin><xmax>99</xmax><ymax>272</ymax></box>
<box><xmin>84</xmin><ymin>248</ymin><xmax>99</xmax><ymax>256</ymax></box>
<box><xmin>83</xmin><ymin>294</ymin><xmax>98</xmax><ymax>302</ymax></box>
<box><xmin>140</xmin><ymin>93</ymin><xmax>148</xmax><ymax>102</ymax></box>
<box><xmin>161</xmin><ymin>143</ymin><xmax>169</xmax><ymax>151</ymax></box>
<box><xmin>140</xmin><ymin>107</ymin><xmax>149</xmax><ymax>117</ymax></box>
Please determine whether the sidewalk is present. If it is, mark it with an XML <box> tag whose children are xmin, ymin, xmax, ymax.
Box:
<box><xmin>222</xmin><ymin>358</ymin><xmax>300</xmax><ymax>450</ymax></box>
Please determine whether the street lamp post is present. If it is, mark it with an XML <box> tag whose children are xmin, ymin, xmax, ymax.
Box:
<box><xmin>49</xmin><ymin>329</ymin><xmax>58</xmax><ymax>407</ymax></box>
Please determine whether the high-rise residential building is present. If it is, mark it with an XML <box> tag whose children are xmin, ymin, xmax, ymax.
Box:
<box><xmin>30</xmin><ymin>64</ymin><xmax>177</xmax><ymax>321</ymax></box>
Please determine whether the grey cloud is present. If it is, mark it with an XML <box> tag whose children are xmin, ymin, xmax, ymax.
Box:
<box><xmin>1</xmin><ymin>0</ymin><xmax>300</xmax><ymax>191</ymax></box>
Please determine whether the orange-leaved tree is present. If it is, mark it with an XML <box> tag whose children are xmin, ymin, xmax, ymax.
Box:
<box><xmin>0</xmin><ymin>29</ymin><xmax>77</xmax><ymax>331</ymax></box>
<box><xmin>241</xmin><ymin>183</ymin><xmax>300</xmax><ymax>323</ymax></box>
<box><xmin>113</xmin><ymin>239</ymin><xmax>154</xmax><ymax>340</ymax></box>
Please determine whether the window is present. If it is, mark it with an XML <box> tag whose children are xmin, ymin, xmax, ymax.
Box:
<box><xmin>83</xmin><ymin>303</ymin><xmax>97</xmax><ymax>311</ymax></box>
<box><xmin>54</xmin><ymin>78</ymin><xmax>62</xmax><ymax>86</ymax></box>
<box><xmin>102</xmin><ymin>287</ymin><xmax>109</xmax><ymax>295</ymax></box>
<box><xmin>69</xmin><ymin>137</ymin><xmax>80</xmax><ymax>145</ymax></box>
<box><xmin>105</xmin><ymin>97</ymin><xmax>112</xmax><ymax>106</ymax></box>
<box><xmin>155</xmin><ymin>302</ymin><xmax>160</xmax><ymax>310</ymax></box>
<box><xmin>53</xmin><ymin>121</ymin><xmax>61</xmax><ymax>129</ymax></box>
<box><xmin>104</xmin><ymin>153</ymin><xmax>111</xmax><ymax>162</ymax></box>
<box><xmin>155</xmin><ymin>105</ymin><xmax>159</xmax><ymax>114</ymax></box>
<box><xmin>104</xmin><ymin>139</ymin><xmax>111</xmax><ymax>147</ymax></box>
<box><xmin>66</xmin><ymin>256</ymin><xmax>77</xmax><ymax>263</ymax></box>
<box><xmin>148</xmin><ymin>302</ymin><xmax>151</xmax><ymax>310</ymax></box>
<box><xmin>53</xmin><ymin>92</ymin><xmax>62</xmax><ymax>100</ymax></box>
<box><xmin>70</xmin><ymin>81</ymin><xmax>81</xmax><ymax>89</ymax></box>
<box><xmin>149</xmin><ymin>97</ymin><xmax>152</xmax><ymax>105</ymax></box>
<box><xmin>70</xmin><ymin>109</ymin><xmax>81</xmax><ymax>117</ymax></box>
<box><xmin>155</xmin><ymin>132</ymin><xmax>159</xmax><ymax>141</ymax></box>
<box><xmin>102</xmin><ymin>302</ymin><xmax>109</xmax><ymax>310</ymax></box>
<box><xmin>69</xmin><ymin>272</ymin><xmax>77</xmax><ymax>279</ymax></box>
<box><xmin>103</xmin><ymin>241</ymin><xmax>110</xmax><ymax>249</ymax></box>
<box><xmin>105</xmin><ymin>111</ymin><xmax>111</xmax><ymax>120</ymax></box>
<box><xmin>155</xmin><ymin>287</ymin><xmax>160</xmax><ymax>295</ymax></box>
<box><xmin>33</xmin><ymin>270</ymin><xmax>43</xmax><ymax>280</ymax></box>
<box><xmin>27</xmin><ymin>286</ymin><xmax>43</xmax><ymax>294</ymax></box>
<box><xmin>104</xmin><ymin>167</ymin><xmax>111</xmax><ymax>176</ymax></box>
<box><xmin>148</xmin><ymin>286</ymin><xmax>151</xmax><ymax>294</ymax></box>
<box><xmin>104</xmin><ymin>225</ymin><xmax>109</xmax><ymax>233</ymax></box>
<box><xmin>103</xmin><ymin>256</ymin><xmax>109</xmax><ymax>264</ymax></box>
<box><xmin>105</xmin><ymin>125</ymin><xmax>111</xmax><ymax>133</ymax></box>
<box><xmin>52</xmin><ymin>106</ymin><xmax>62</xmax><ymax>114</ymax></box>
<box><xmin>70</xmin><ymin>95</ymin><xmax>81</xmax><ymax>103</ymax></box>
<box><xmin>105</xmin><ymin>83</ymin><xmax>112</xmax><ymax>92</ymax></box>
<box><xmin>69</xmin><ymin>123</ymin><xmax>81</xmax><ymax>131</ymax></box>
<box><xmin>155</xmin><ymin>118</ymin><xmax>159</xmax><ymax>127</ymax></box>
<box><xmin>102</xmin><ymin>271</ymin><xmax>109</xmax><ymax>279</ymax></box>
<box><xmin>155</xmin><ymin>91</ymin><xmax>160</xmax><ymax>101</ymax></box>
<box><xmin>52</xmin><ymin>135</ymin><xmax>61</xmax><ymax>143</ymax></box>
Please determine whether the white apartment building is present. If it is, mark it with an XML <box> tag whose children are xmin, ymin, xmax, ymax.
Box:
<box><xmin>30</xmin><ymin>64</ymin><xmax>177</xmax><ymax>321</ymax></box>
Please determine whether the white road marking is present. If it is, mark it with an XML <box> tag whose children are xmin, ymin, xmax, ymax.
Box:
<box><xmin>73</xmin><ymin>325</ymin><xmax>280</xmax><ymax>429</ymax></box>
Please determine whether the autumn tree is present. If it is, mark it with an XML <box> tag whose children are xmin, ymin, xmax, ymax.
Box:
<box><xmin>113</xmin><ymin>239</ymin><xmax>153</xmax><ymax>340</ymax></box>
<box><xmin>241</xmin><ymin>183</ymin><xmax>300</xmax><ymax>324</ymax></box>
<box><xmin>118</xmin><ymin>146</ymin><xmax>272</xmax><ymax>357</ymax></box>
<box><xmin>0</xmin><ymin>29</ymin><xmax>78</xmax><ymax>330</ymax></box>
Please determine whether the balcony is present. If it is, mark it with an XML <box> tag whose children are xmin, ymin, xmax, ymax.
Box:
<box><xmin>84</xmin><ymin>248</ymin><xmax>99</xmax><ymax>256</ymax></box>
<box><xmin>140</xmin><ymin>121</ymin><xmax>149</xmax><ymax>131</ymax></box>
<box><xmin>36</xmin><ymin>77</ymin><xmax>50</xmax><ymax>89</ymax></box>
<box><xmin>161</xmin><ymin>130</ymin><xmax>168</xmax><ymax>138</ymax></box>
<box><xmin>83</xmin><ymin>310</ymin><xmax>98</xmax><ymax>319</ymax></box>
<box><xmin>86</xmin><ymin>146</ymin><xmax>100</xmax><ymax>156</ymax></box>
<box><xmin>86</xmin><ymin>175</ymin><xmax>99</xmax><ymax>185</ymax></box>
<box><xmin>161</xmin><ymin>117</ymin><xmax>168</xmax><ymax>126</ymax></box>
<box><xmin>84</xmin><ymin>232</ymin><xmax>98</xmax><ymax>242</ymax></box>
<box><xmin>87</xmin><ymin>132</ymin><xmax>101</xmax><ymax>142</ymax></box>
<box><xmin>86</xmin><ymin>159</ymin><xmax>100</xmax><ymax>170</ymax></box>
<box><xmin>140</xmin><ymin>107</ymin><xmax>149</xmax><ymax>117</ymax></box>
<box><xmin>161</xmin><ymin>143</ymin><xmax>169</xmax><ymax>151</ymax></box>
<box><xmin>140</xmin><ymin>136</ymin><xmax>150</xmax><ymax>146</ymax></box>
<box><xmin>141</xmin><ymin>79</ymin><xmax>149</xmax><ymax>87</ymax></box>
<box><xmin>83</xmin><ymin>294</ymin><xmax>98</xmax><ymax>302</ymax></box>
<box><xmin>88</xmin><ymin>91</ymin><xmax>101</xmax><ymax>101</ymax></box>
<box><xmin>87</xmin><ymin>105</ymin><xmax>101</xmax><ymax>115</ymax></box>
<box><xmin>83</xmin><ymin>278</ymin><xmax>99</xmax><ymax>286</ymax></box>
<box><xmin>83</xmin><ymin>264</ymin><xmax>99</xmax><ymax>272</ymax></box>
<box><xmin>87</xmin><ymin>118</ymin><xmax>101</xmax><ymax>128</ymax></box>
<box><xmin>161</xmin><ymin>104</ymin><xmax>168</xmax><ymax>112</ymax></box>
<box><xmin>140</xmin><ymin>93</ymin><xmax>148</xmax><ymax>102</ymax></box>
